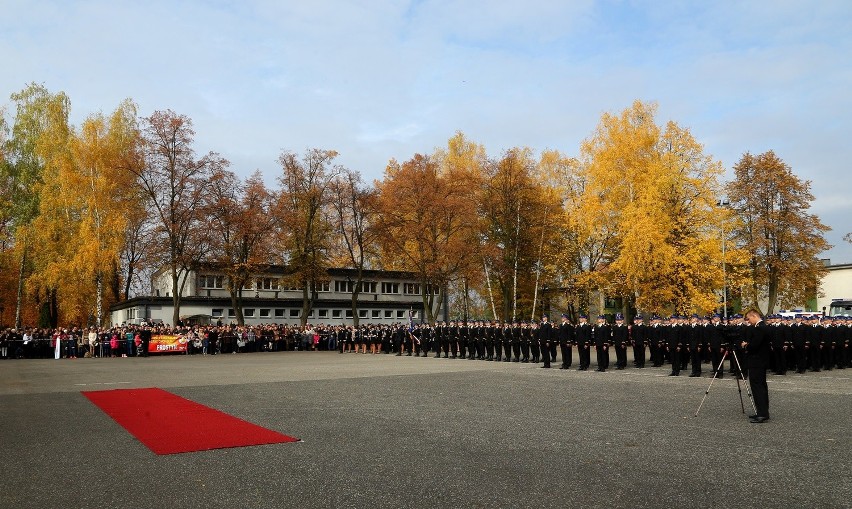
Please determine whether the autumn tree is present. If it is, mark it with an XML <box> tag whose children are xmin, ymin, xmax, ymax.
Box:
<box><xmin>28</xmin><ymin>100</ymin><xmax>146</xmax><ymax>325</ymax></box>
<box><xmin>119</xmin><ymin>198</ymin><xmax>157</xmax><ymax>299</ymax></box>
<box><xmin>133</xmin><ymin>110</ymin><xmax>225</xmax><ymax>326</ymax></box>
<box><xmin>275</xmin><ymin>148</ymin><xmax>339</xmax><ymax>325</ymax></box>
<box><xmin>328</xmin><ymin>168</ymin><xmax>378</xmax><ymax>326</ymax></box>
<box><xmin>434</xmin><ymin>132</ymin><xmax>487</xmax><ymax>321</ymax></box>
<box><xmin>202</xmin><ymin>170</ymin><xmax>276</xmax><ymax>325</ymax></box>
<box><xmin>535</xmin><ymin>149</ymin><xmax>584</xmax><ymax>319</ymax></box>
<box><xmin>726</xmin><ymin>150</ymin><xmax>830</xmax><ymax>313</ymax></box>
<box><xmin>375</xmin><ymin>153</ymin><xmax>478</xmax><ymax>323</ymax></box>
<box><xmin>479</xmin><ymin>148</ymin><xmax>562</xmax><ymax>321</ymax></box>
<box><xmin>1</xmin><ymin>83</ymin><xmax>71</xmax><ymax>327</ymax></box>
<box><xmin>577</xmin><ymin>100</ymin><xmax>728</xmax><ymax>317</ymax></box>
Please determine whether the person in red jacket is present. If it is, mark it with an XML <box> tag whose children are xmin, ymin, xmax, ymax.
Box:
<box><xmin>742</xmin><ymin>309</ymin><xmax>771</xmax><ymax>423</ymax></box>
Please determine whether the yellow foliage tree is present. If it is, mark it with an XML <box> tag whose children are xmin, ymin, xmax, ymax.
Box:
<box><xmin>577</xmin><ymin>100</ymin><xmax>729</xmax><ymax>316</ymax></box>
<box><xmin>28</xmin><ymin>100</ymin><xmax>144</xmax><ymax>325</ymax></box>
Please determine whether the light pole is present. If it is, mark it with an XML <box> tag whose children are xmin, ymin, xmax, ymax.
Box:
<box><xmin>718</xmin><ymin>199</ymin><xmax>730</xmax><ymax>319</ymax></box>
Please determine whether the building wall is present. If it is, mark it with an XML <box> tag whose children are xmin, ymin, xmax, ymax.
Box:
<box><xmin>817</xmin><ymin>264</ymin><xmax>852</xmax><ymax>313</ymax></box>
<box><xmin>109</xmin><ymin>298</ymin><xmax>425</xmax><ymax>327</ymax></box>
<box><xmin>114</xmin><ymin>267</ymin><xmax>434</xmax><ymax>327</ymax></box>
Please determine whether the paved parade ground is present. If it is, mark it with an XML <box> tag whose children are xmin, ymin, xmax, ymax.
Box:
<box><xmin>1</xmin><ymin>352</ymin><xmax>850</xmax><ymax>509</ymax></box>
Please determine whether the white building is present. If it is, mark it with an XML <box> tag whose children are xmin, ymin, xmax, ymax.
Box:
<box><xmin>109</xmin><ymin>266</ymin><xmax>441</xmax><ymax>326</ymax></box>
<box><xmin>817</xmin><ymin>262</ymin><xmax>852</xmax><ymax>315</ymax></box>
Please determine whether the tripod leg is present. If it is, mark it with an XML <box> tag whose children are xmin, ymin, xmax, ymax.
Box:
<box><xmin>731</xmin><ymin>350</ymin><xmax>758</xmax><ymax>415</ymax></box>
<box><xmin>695</xmin><ymin>351</ymin><xmax>728</xmax><ymax>417</ymax></box>
<box><xmin>733</xmin><ymin>370</ymin><xmax>746</xmax><ymax>413</ymax></box>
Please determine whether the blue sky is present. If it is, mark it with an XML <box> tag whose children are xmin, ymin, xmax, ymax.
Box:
<box><xmin>3</xmin><ymin>0</ymin><xmax>851</xmax><ymax>261</ymax></box>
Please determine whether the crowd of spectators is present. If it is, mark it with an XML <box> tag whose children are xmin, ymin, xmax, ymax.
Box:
<box><xmin>0</xmin><ymin>323</ymin><xmax>367</xmax><ymax>359</ymax></box>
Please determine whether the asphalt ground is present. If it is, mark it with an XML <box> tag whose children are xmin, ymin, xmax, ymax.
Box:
<box><xmin>1</xmin><ymin>351</ymin><xmax>850</xmax><ymax>509</ymax></box>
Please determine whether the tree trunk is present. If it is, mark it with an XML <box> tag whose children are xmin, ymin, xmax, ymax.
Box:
<box><xmin>95</xmin><ymin>273</ymin><xmax>103</xmax><ymax>327</ymax></box>
<box><xmin>767</xmin><ymin>268</ymin><xmax>779</xmax><ymax>314</ymax></box>
<box><xmin>171</xmin><ymin>267</ymin><xmax>181</xmax><ymax>327</ymax></box>
<box><xmin>300</xmin><ymin>280</ymin><xmax>315</xmax><ymax>326</ymax></box>
<box><xmin>421</xmin><ymin>276</ymin><xmax>432</xmax><ymax>323</ymax></box>
<box><xmin>15</xmin><ymin>246</ymin><xmax>26</xmax><ymax>329</ymax></box>
<box><xmin>230</xmin><ymin>287</ymin><xmax>245</xmax><ymax>326</ymax></box>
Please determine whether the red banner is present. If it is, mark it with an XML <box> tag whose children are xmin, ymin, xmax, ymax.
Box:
<box><xmin>149</xmin><ymin>334</ymin><xmax>188</xmax><ymax>353</ymax></box>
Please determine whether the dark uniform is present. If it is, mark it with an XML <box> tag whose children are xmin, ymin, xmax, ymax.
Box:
<box><xmin>540</xmin><ymin>316</ymin><xmax>553</xmax><ymax>368</ymax></box>
<box><xmin>611</xmin><ymin>314</ymin><xmax>628</xmax><ymax>370</ymax></box>
<box><xmin>667</xmin><ymin>317</ymin><xmax>682</xmax><ymax>376</ymax></box>
<box><xmin>743</xmin><ymin>315</ymin><xmax>771</xmax><ymax>421</ymax></box>
<box><xmin>575</xmin><ymin>316</ymin><xmax>592</xmax><ymax>370</ymax></box>
<box><xmin>593</xmin><ymin>316</ymin><xmax>610</xmax><ymax>372</ymax></box>
<box><xmin>688</xmin><ymin>316</ymin><xmax>702</xmax><ymax>377</ymax></box>
<box><xmin>558</xmin><ymin>315</ymin><xmax>574</xmax><ymax>369</ymax></box>
<box><xmin>631</xmin><ymin>316</ymin><xmax>647</xmax><ymax>368</ymax></box>
<box><xmin>650</xmin><ymin>316</ymin><xmax>665</xmax><ymax>367</ymax></box>
<box><xmin>707</xmin><ymin>315</ymin><xmax>725</xmax><ymax>378</ymax></box>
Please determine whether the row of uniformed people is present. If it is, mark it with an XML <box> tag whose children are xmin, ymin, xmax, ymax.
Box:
<box><xmin>338</xmin><ymin>313</ymin><xmax>850</xmax><ymax>375</ymax></box>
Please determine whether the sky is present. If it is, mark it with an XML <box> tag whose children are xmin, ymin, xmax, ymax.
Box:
<box><xmin>2</xmin><ymin>0</ymin><xmax>851</xmax><ymax>262</ymax></box>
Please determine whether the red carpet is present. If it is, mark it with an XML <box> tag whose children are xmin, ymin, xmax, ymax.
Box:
<box><xmin>82</xmin><ymin>388</ymin><xmax>299</xmax><ymax>455</ymax></box>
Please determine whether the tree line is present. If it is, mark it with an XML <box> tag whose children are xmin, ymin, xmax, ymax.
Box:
<box><xmin>0</xmin><ymin>83</ymin><xmax>834</xmax><ymax>328</ymax></box>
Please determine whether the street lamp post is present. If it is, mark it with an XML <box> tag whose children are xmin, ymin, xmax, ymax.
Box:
<box><xmin>718</xmin><ymin>199</ymin><xmax>730</xmax><ymax>320</ymax></box>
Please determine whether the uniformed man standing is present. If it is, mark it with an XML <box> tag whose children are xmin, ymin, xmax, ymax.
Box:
<box><xmin>688</xmin><ymin>314</ymin><xmax>703</xmax><ymax>377</ymax></box>
<box><xmin>612</xmin><ymin>313</ymin><xmax>628</xmax><ymax>370</ymax></box>
<box><xmin>667</xmin><ymin>316</ymin><xmax>682</xmax><ymax>376</ymax></box>
<box><xmin>593</xmin><ymin>315</ymin><xmax>611</xmax><ymax>372</ymax></box>
<box><xmin>558</xmin><ymin>313</ymin><xmax>574</xmax><ymax>370</ymax></box>
<box><xmin>540</xmin><ymin>315</ymin><xmax>553</xmax><ymax>368</ymax></box>
<box><xmin>708</xmin><ymin>314</ymin><xmax>725</xmax><ymax>378</ymax></box>
<box><xmin>575</xmin><ymin>314</ymin><xmax>592</xmax><ymax>370</ymax></box>
<box><xmin>631</xmin><ymin>314</ymin><xmax>647</xmax><ymax>368</ymax></box>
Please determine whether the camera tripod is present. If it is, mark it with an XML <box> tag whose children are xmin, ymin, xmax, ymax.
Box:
<box><xmin>694</xmin><ymin>348</ymin><xmax>757</xmax><ymax>417</ymax></box>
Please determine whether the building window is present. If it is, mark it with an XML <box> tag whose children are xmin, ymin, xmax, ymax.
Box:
<box><xmin>403</xmin><ymin>283</ymin><xmax>420</xmax><ymax>295</ymax></box>
<box><xmin>125</xmin><ymin>308</ymin><xmax>136</xmax><ymax>319</ymax></box>
<box><xmin>371</xmin><ymin>310</ymin><xmax>381</xmax><ymax>318</ymax></box>
<box><xmin>362</xmin><ymin>281</ymin><xmax>377</xmax><ymax>293</ymax></box>
<box><xmin>212</xmin><ymin>309</ymin><xmax>223</xmax><ymax>318</ymax></box>
<box><xmin>425</xmin><ymin>284</ymin><xmax>440</xmax><ymax>295</ymax></box>
<box><xmin>256</xmin><ymin>278</ymin><xmax>278</xmax><ymax>290</ymax></box>
<box><xmin>274</xmin><ymin>309</ymin><xmax>285</xmax><ymax>318</ymax></box>
<box><xmin>384</xmin><ymin>310</ymin><xmax>393</xmax><ymax>319</ymax></box>
<box><xmin>345</xmin><ymin>309</ymin><xmax>353</xmax><ymax>318</ymax></box>
<box><xmin>335</xmin><ymin>280</ymin><xmax>355</xmax><ymax>293</ymax></box>
<box><xmin>199</xmin><ymin>275</ymin><xmax>224</xmax><ymax>289</ymax></box>
<box><xmin>332</xmin><ymin>309</ymin><xmax>342</xmax><ymax>318</ymax></box>
<box><xmin>396</xmin><ymin>310</ymin><xmax>405</xmax><ymax>319</ymax></box>
<box><xmin>359</xmin><ymin>309</ymin><xmax>368</xmax><ymax>318</ymax></box>
<box><xmin>228</xmin><ymin>309</ymin><xmax>236</xmax><ymax>318</ymax></box>
<box><xmin>318</xmin><ymin>309</ymin><xmax>328</xmax><ymax>318</ymax></box>
<box><xmin>315</xmin><ymin>281</ymin><xmax>330</xmax><ymax>292</ymax></box>
<box><xmin>289</xmin><ymin>309</ymin><xmax>300</xmax><ymax>318</ymax></box>
<box><xmin>381</xmin><ymin>282</ymin><xmax>399</xmax><ymax>294</ymax></box>
<box><xmin>244</xmin><ymin>309</ymin><xmax>255</xmax><ymax>318</ymax></box>
<box><xmin>260</xmin><ymin>309</ymin><xmax>270</xmax><ymax>318</ymax></box>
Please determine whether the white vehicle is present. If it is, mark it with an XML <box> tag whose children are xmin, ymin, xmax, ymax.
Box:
<box><xmin>777</xmin><ymin>309</ymin><xmax>823</xmax><ymax>319</ymax></box>
<box><xmin>828</xmin><ymin>299</ymin><xmax>852</xmax><ymax>317</ymax></box>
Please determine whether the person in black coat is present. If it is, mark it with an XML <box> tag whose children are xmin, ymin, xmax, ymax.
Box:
<box><xmin>575</xmin><ymin>315</ymin><xmax>592</xmax><ymax>370</ymax></box>
<box><xmin>593</xmin><ymin>315</ymin><xmax>611</xmax><ymax>372</ymax></box>
<box><xmin>667</xmin><ymin>316</ymin><xmax>682</xmax><ymax>376</ymax></box>
<box><xmin>611</xmin><ymin>314</ymin><xmax>629</xmax><ymax>369</ymax></box>
<box><xmin>743</xmin><ymin>309</ymin><xmax>771</xmax><ymax>423</ymax></box>
<box><xmin>558</xmin><ymin>314</ymin><xmax>574</xmax><ymax>369</ymax></box>
<box><xmin>539</xmin><ymin>315</ymin><xmax>552</xmax><ymax>368</ymax></box>
<box><xmin>631</xmin><ymin>315</ymin><xmax>647</xmax><ymax>368</ymax></box>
